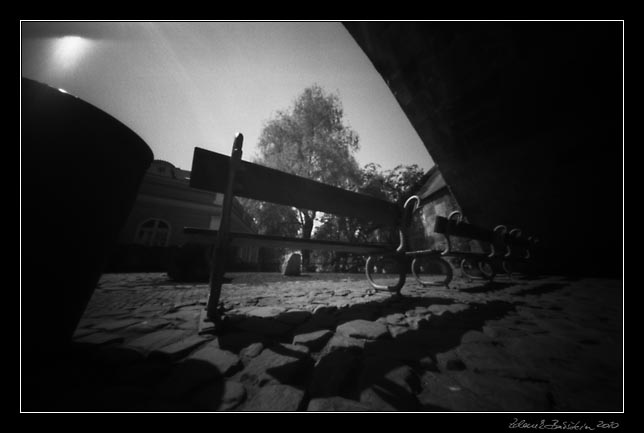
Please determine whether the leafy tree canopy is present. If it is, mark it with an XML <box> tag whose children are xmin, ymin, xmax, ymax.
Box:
<box><xmin>256</xmin><ymin>84</ymin><xmax>361</xmax><ymax>188</ymax></box>
<box><xmin>242</xmin><ymin>84</ymin><xmax>427</xmax><ymax>271</ymax></box>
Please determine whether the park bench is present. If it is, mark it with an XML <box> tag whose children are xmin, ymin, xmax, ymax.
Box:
<box><xmin>183</xmin><ymin>133</ymin><xmax>421</xmax><ymax>324</ymax></box>
<box><xmin>412</xmin><ymin>209</ymin><xmax>541</xmax><ymax>286</ymax></box>
<box><xmin>183</xmin><ymin>133</ymin><xmax>539</xmax><ymax>325</ymax></box>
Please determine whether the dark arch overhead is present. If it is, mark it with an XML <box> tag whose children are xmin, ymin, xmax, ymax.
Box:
<box><xmin>344</xmin><ymin>21</ymin><xmax>623</xmax><ymax>277</ymax></box>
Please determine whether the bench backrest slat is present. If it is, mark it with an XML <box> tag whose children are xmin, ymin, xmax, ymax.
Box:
<box><xmin>434</xmin><ymin>216</ymin><xmax>533</xmax><ymax>248</ymax></box>
<box><xmin>184</xmin><ymin>227</ymin><xmax>392</xmax><ymax>254</ymax></box>
<box><xmin>190</xmin><ymin>147</ymin><xmax>400</xmax><ymax>226</ymax></box>
<box><xmin>434</xmin><ymin>216</ymin><xmax>494</xmax><ymax>242</ymax></box>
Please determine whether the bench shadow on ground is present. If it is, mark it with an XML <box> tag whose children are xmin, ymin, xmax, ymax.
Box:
<box><xmin>512</xmin><ymin>282</ymin><xmax>568</xmax><ymax>297</ymax></box>
<box><xmin>214</xmin><ymin>282</ymin><xmax>521</xmax><ymax>411</ymax></box>
<box><xmin>457</xmin><ymin>281</ymin><xmax>514</xmax><ymax>294</ymax></box>
<box><xmin>30</xmin><ymin>278</ymin><xmax>567</xmax><ymax>412</ymax></box>
<box><xmin>22</xmin><ymin>341</ymin><xmax>232</xmax><ymax>412</ymax></box>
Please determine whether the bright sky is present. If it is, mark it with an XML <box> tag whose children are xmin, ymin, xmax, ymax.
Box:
<box><xmin>21</xmin><ymin>21</ymin><xmax>434</xmax><ymax>173</ymax></box>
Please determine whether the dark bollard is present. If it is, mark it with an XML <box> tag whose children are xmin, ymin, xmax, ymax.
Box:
<box><xmin>21</xmin><ymin>78</ymin><xmax>153</xmax><ymax>409</ymax></box>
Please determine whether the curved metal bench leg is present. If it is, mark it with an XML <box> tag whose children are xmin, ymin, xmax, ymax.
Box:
<box><xmin>365</xmin><ymin>255</ymin><xmax>407</xmax><ymax>295</ymax></box>
<box><xmin>412</xmin><ymin>256</ymin><xmax>453</xmax><ymax>288</ymax></box>
<box><xmin>478</xmin><ymin>260</ymin><xmax>496</xmax><ymax>281</ymax></box>
<box><xmin>460</xmin><ymin>258</ymin><xmax>475</xmax><ymax>282</ymax></box>
<box><xmin>502</xmin><ymin>260</ymin><xmax>514</xmax><ymax>281</ymax></box>
<box><xmin>461</xmin><ymin>258</ymin><xmax>496</xmax><ymax>282</ymax></box>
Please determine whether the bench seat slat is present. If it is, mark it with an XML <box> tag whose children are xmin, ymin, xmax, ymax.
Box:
<box><xmin>189</xmin><ymin>147</ymin><xmax>400</xmax><ymax>226</ymax></box>
<box><xmin>184</xmin><ymin>227</ymin><xmax>394</xmax><ymax>254</ymax></box>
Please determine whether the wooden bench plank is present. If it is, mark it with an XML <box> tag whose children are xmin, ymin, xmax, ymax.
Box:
<box><xmin>434</xmin><ymin>216</ymin><xmax>494</xmax><ymax>242</ymax></box>
<box><xmin>434</xmin><ymin>216</ymin><xmax>533</xmax><ymax>248</ymax></box>
<box><xmin>184</xmin><ymin>227</ymin><xmax>393</xmax><ymax>254</ymax></box>
<box><xmin>189</xmin><ymin>147</ymin><xmax>400</xmax><ymax>226</ymax></box>
<box><xmin>506</xmin><ymin>236</ymin><xmax>532</xmax><ymax>248</ymax></box>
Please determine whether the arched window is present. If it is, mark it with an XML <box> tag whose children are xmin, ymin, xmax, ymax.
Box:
<box><xmin>136</xmin><ymin>218</ymin><xmax>171</xmax><ymax>246</ymax></box>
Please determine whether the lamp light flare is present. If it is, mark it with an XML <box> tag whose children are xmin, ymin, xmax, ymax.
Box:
<box><xmin>54</xmin><ymin>35</ymin><xmax>91</xmax><ymax>69</ymax></box>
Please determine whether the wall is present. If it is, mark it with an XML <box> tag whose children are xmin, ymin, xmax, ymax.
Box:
<box><xmin>109</xmin><ymin>160</ymin><xmax>258</xmax><ymax>272</ymax></box>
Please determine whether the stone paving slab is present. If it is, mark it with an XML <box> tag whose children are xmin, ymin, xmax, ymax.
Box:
<box><xmin>149</xmin><ymin>335</ymin><xmax>212</xmax><ymax>362</ymax></box>
<box><xmin>188</xmin><ymin>344</ymin><xmax>242</xmax><ymax>376</ymax></box>
<box><xmin>126</xmin><ymin>330</ymin><xmax>189</xmax><ymax>353</ymax></box>
<box><xmin>191</xmin><ymin>380</ymin><xmax>247</xmax><ymax>411</ymax></box>
<box><xmin>241</xmin><ymin>384</ymin><xmax>305</xmax><ymax>411</ymax></box>
<box><xmin>40</xmin><ymin>272</ymin><xmax>624</xmax><ymax>412</ymax></box>
<box><xmin>93</xmin><ymin>318</ymin><xmax>143</xmax><ymax>332</ymax></box>
<box><xmin>74</xmin><ymin>332</ymin><xmax>124</xmax><ymax>346</ymax></box>
<box><xmin>307</xmin><ymin>396</ymin><xmax>373</xmax><ymax>411</ymax></box>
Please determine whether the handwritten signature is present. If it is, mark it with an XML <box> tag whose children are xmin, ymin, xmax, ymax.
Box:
<box><xmin>508</xmin><ymin>419</ymin><xmax>620</xmax><ymax>430</ymax></box>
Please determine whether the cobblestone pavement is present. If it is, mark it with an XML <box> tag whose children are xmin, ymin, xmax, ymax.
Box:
<box><xmin>56</xmin><ymin>272</ymin><xmax>622</xmax><ymax>412</ymax></box>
